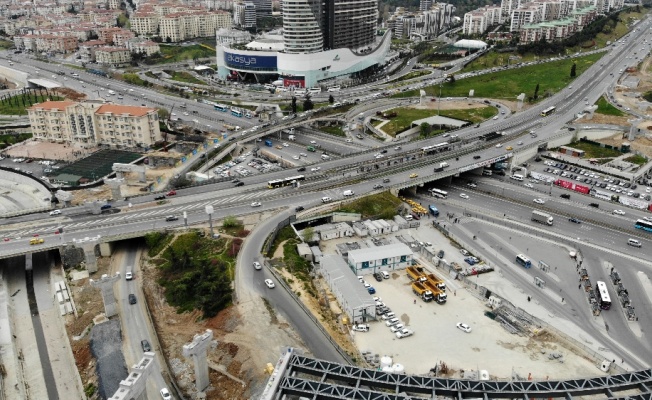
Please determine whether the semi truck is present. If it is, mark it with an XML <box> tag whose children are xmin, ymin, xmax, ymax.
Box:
<box><xmin>411</xmin><ymin>281</ymin><xmax>433</xmax><ymax>302</ymax></box>
<box><xmin>426</xmin><ymin>273</ymin><xmax>446</xmax><ymax>291</ymax></box>
<box><xmin>423</xmin><ymin>280</ymin><xmax>447</xmax><ymax>304</ymax></box>
<box><xmin>531</xmin><ymin>210</ymin><xmax>553</xmax><ymax>226</ymax></box>
<box><xmin>406</xmin><ymin>266</ymin><xmax>427</xmax><ymax>283</ymax></box>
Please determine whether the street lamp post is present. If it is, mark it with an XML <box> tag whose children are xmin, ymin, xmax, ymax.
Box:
<box><xmin>205</xmin><ymin>205</ymin><xmax>214</xmax><ymax>237</ymax></box>
<box><xmin>438</xmin><ymin>84</ymin><xmax>443</xmax><ymax>116</ymax></box>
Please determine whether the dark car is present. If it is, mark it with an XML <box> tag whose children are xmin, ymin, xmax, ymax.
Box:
<box><xmin>100</xmin><ymin>204</ymin><xmax>112</xmax><ymax>210</ymax></box>
<box><xmin>473</xmin><ymin>155</ymin><xmax>481</xmax><ymax>159</ymax></box>
<box><xmin>295</xmin><ymin>206</ymin><xmax>304</xmax><ymax>212</ymax></box>
<box><xmin>569</xmin><ymin>217</ymin><xmax>581</xmax><ymax>224</ymax></box>
<box><xmin>141</xmin><ymin>340</ymin><xmax>151</xmax><ymax>352</ymax></box>
<box><xmin>297</xmin><ymin>167</ymin><xmax>306</xmax><ymax>172</ymax></box>
<box><xmin>560</xmin><ymin>193</ymin><xmax>571</xmax><ymax>199</ymax></box>
<box><xmin>382</xmin><ymin>178</ymin><xmax>390</xmax><ymax>183</ymax></box>
<box><xmin>235</xmin><ymin>181</ymin><xmax>245</xmax><ymax>187</ymax></box>
<box><xmin>154</xmin><ymin>195</ymin><xmax>166</xmax><ymax>200</ymax></box>
<box><xmin>589</xmin><ymin>203</ymin><xmax>599</xmax><ymax>208</ymax></box>
<box><xmin>373</xmin><ymin>272</ymin><xmax>383</xmax><ymax>282</ymax></box>
<box><xmin>381</xmin><ymin>149</ymin><xmax>388</xmax><ymax>154</ymax></box>
<box><xmin>165</xmin><ymin>215</ymin><xmax>179</xmax><ymax>222</ymax></box>
<box><xmin>373</xmin><ymin>184</ymin><xmax>384</xmax><ymax>189</ymax></box>
<box><xmin>129</xmin><ymin>294</ymin><xmax>137</xmax><ymax>304</ymax></box>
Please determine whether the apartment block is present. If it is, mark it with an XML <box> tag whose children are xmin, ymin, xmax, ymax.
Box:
<box><xmin>95</xmin><ymin>46</ymin><xmax>132</xmax><ymax>66</ymax></box>
<box><xmin>159</xmin><ymin>10</ymin><xmax>232</xmax><ymax>42</ymax></box>
<box><xmin>462</xmin><ymin>6</ymin><xmax>502</xmax><ymax>35</ymax></box>
<box><xmin>130</xmin><ymin>12</ymin><xmax>159</xmax><ymax>36</ymax></box>
<box><xmin>125</xmin><ymin>37</ymin><xmax>161</xmax><ymax>56</ymax></box>
<box><xmin>28</xmin><ymin>101</ymin><xmax>162</xmax><ymax>149</ymax></box>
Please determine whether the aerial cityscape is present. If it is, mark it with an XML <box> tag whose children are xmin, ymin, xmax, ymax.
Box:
<box><xmin>0</xmin><ymin>0</ymin><xmax>651</xmax><ymax>398</ymax></box>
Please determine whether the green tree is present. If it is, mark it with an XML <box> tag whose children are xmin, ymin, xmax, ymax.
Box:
<box><xmin>570</xmin><ymin>62</ymin><xmax>577</xmax><ymax>77</ymax></box>
<box><xmin>534</xmin><ymin>83</ymin><xmax>540</xmax><ymax>100</ymax></box>
<box><xmin>328</xmin><ymin>94</ymin><xmax>334</xmax><ymax>104</ymax></box>
<box><xmin>303</xmin><ymin>95</ymin><xmax>314</xmax><ymax>111</ymax></box>
<box><xmin>222</xmin><ymin>215</ymin><xmax>241</xmax><ymax>229</ymax></box>
<box><xmin>302</xmin><ymin>226</ymin><xmax>315</xmax><ymax>243</ymax></box>
<box><xmin>291</xmin><ymin>96</ymin><xmax>297</xmax><ymax>113</ymax></box>
<box><xmin>420</xmin><ymin>122</ymin><xmax>430</xmax><ymax>136</ymax></box>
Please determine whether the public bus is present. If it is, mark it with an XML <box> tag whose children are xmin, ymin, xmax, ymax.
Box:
<box><xmin>421</xmin><ymin>142</ymin><xmax>450</xmax><ymax>155</ymax></box>
<box><xmin>267</xmin><ymin>175</ymin><xmax>305</xmax><ymax>189</ymax></box>
<box><xmin>429</xmin><ymin>188</ymin><xmax>448</xmax><ymax>199</ymax></box>
<box><xmin>214</xmin><ymin>104</ymin><xmax>228</xmax><ymax>112</ymax></box>
<box><xmin>428</xmin><ymin>205</ymin><xmax>440</xmax><ymax>217</ymax></box>
<box><xmin>634</xmin><ymin>219</ymin><xmax>652</xmax><ymax>232</ymax></box>
<box><xmin>540</xmin><ymin>106</ymin><xmax>556</xmax><ymax>117</ymax></box>
<box><xmin>231</xmin><ymin>108</ymin><xmax>243</xmax><ymax>117</ymax></box>
<box><xmin>595</xmin><ymin>281</ymin><xmax>612</xmax><ymax>310</ymax></box>
<box><xmin>515</xmin><ymin>254</ymin><xmax>532</xmax><ymax>268</ymax></box>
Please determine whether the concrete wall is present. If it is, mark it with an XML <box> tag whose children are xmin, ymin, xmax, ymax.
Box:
<box><xmin>0</xmin><ymin>65</ymin><xmax>29</xmax><ymax>87</ymax></box>
<box><xmin>575</xmin><ymin>127</ymin><xmax>624</xmax><ymax>141</ymax></box>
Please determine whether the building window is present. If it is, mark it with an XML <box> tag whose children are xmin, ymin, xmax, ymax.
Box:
<box><xmin>361</xmin><ymin>261</ymin><xmax>369</xmax><ymax>269</ymax></box>
<box><xmin>400</xmin><ymin>255</ymin><xmax>406</xmax><ymax>262</ymax></box>
<box><xmin>381</xmin><ymin>258</ymin><xmax>388</xmax><ymax>265</ymax></box>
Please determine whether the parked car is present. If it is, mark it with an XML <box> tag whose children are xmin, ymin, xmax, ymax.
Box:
<box><xmin>373</xmin><ymin>272</ymin><xmax>383</xmax><ymax>282</ymax></box>
<box><xmin>395</xmin><ymin>329</ymin><xmax>414</xmax><ymax>339</ymax></box>
<box><xmin>456</xmin><ymin>322</ymin><xmax>472</xmax><ymax>333</ymax></box>
<box><xmin>351</xmin><ymin>324</ymin><xmax>369</xmax><ymax>332</ymax></box>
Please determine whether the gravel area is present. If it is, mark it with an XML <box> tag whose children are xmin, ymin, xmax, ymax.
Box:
<box><xmin>90</xmin><ymin>319</ymin><xmax>127</xmax><ymax>399</ymax></box>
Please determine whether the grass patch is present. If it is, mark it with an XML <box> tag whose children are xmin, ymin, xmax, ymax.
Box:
<box><xmin>319</xmin><ymin>125</ymin><xmax>345</xmax><ymax>137</ymax></box>
<box><xmin>392</xmin><ymin>70</ymin><xmax>432</xmax><ymax>83</ymax></box>
<box><xmin>0</xmin><ymin>40</ymin><xmax>14</xmax><ymax>50</ymax></box>
<box><xmin>0</xmin><ymin>94</ymin><xmax>63</xmax><ymax>115</ymax></box>
<box><xmin>338</xmin><ymin>192</ymin><xmax>402</xmax><ymax>219</ymax></box>
<box><xmin>148</xmin><ymin>44</ymin><xmax>216</xmax><ymax>65</ymax></box>
<box><xmin>566</xmin><ymin>141</ymin><xmax>622</xmax><ymax>158</ymax></box>
<box><xmin>0</xmin><ymin>133</ymin><xmax>32</xmax><ymax>149</ymax></box>
<box><xmin>378</xmin><ymin>106</ymin><xmax>493</xmax><ymax>136</ymax></box>
<box><xmin>282</xmin><ymin>239</ymin><xmax>314</xmax><ymax>284</ymax></box>
<box><xmin>396</xmin><ymin>53</ymin><xmax>603</xmax><ymax>101</ymax></box>
<box><xmin>595</xmin><ymin>96</ymin><xmax>625</xmax><ymax>116</ymax></box>
<box><xmin>120</xmin><ymin>73</ymin><xmax>152</xmax><ymax>88</ymax></box>
<box><xmin>624</xmin><ymin>154</ymin><xmax>648</xmax><ymax>165</ymax></box>
<box><xmin>145</xmin><ymin>232</ymin><xmax>174</xmax><ymax>257</ymax></box>
<box><xmin>267</xmin><ymin>225</ymin><xmax>297</xmax><ymax>258</ymax></box>
<box><xmin>167</xmin><ymin>71</ymin><xmax>205</xmax><ymax>85</ymax></box>
<box><xmin>156</xmin><ymin>232</ymin><xmax>235</xmax><ymax>318</ymax></box>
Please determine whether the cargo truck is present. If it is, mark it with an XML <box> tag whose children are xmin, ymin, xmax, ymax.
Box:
<box><xmin>426</xmin><ymin>273</ymin><xmax>446</xmax><ymax>291</ymax></box>
<box><xmin>411</xmin><ymin>281</ymin><xmax>433</xmax><ymax>302</ymax></box>
<box><xmin>531</xmin><ymin>210</ymin><xmax>553</xmax><ymax>226</ymax></box>
<box><xmin>406</xmin><ymin>266</ymin><xmax>427</xmax><ymax>283</ymax></box>
<box><xmin>423</xmin><ymin>280</ymin><xmax>447</xmax><ymax>304</ymax></box>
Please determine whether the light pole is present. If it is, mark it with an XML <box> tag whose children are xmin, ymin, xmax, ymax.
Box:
<box><xmin>438</xmin><ymin>83</ymin><xmax>443</xmax><ymax>116</ymax></box>
<box><xmin>205</xmin><ymin>205</ymin><xmax>214</xmax><ymax>237</ymax></box>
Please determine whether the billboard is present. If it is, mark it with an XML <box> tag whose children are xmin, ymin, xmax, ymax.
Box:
<box><xmin>555</xmin><ymin>179</ymin><xmax>589</xmax><ymax>194</ymax></box>
<box><xmin>619</xmin><ymin>196</ymin><xmax>648</xmax><ymax>210</ymax></box>
<box><xmin>224</xmin><ymin>52</ymin><xmax>277</xmax><ymax>70</ymax></box>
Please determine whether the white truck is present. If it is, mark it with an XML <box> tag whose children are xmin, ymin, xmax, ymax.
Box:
<box><xmin>531</xmin><ymin>210</ymin><xmax>553</xmax><ymax>226</ymax></box>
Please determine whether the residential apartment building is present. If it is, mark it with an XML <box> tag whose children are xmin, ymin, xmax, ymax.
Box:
<box><xmin>27</xmin><ymin>101</ymin><xmax>162</xmax><ymax>149</ymax></box>
<box><xmin>389</xmin><ymin>3</ymin><xmax>456</xmax><ymax>40</ymax></box>
<box><xmin>13</xmin><ymin>33</ymin><xmax>78</xmax><ymax>54</ymax></box>
<box><xmin>518</xmin><ymin>5</ymin><xmax>597</xmax><ymax>43</ymax></box>
<box><xmin>98</xmin><ymin>27</ymin><xmax>135</xmax><ymax>46</ymax></box>
<box><xmin>95</xmin><ymin>46</ymin><xmax>132</xmax><ymax>66</ymax></box>
<box><xmin>130</xmin><ymin>12</ymin><xmax>159</xmax><ymax>36</ymax></box>
<box><xmin>510</xmin><ymin>5</ymin><xmax>543</xmax><ymax>31</ymax></box>
<box><xmin>462</xmin><ymin>6</ymin><xmax>502</xmax><ymax>35</ymax></box>
<box><xmin>159</xmin><ymin>10</ymin><xmax>232</xmax><ymax>42</ymax></box>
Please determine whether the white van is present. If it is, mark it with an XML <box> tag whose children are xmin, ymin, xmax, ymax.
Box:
<box><xmin>321</xmin><ymin>154</ymin><xmax>330</xmax><ymax>160</ymax></box>
<box><xmin>125</xmin><ymin>266</ymin><xmax>133</xmax><ymax>280</ymax></box>
<box><xmin>628</xmin><ymin>238</ymin><xmax>642</xmax><ymax>247</ymax></box>
<box><xmin>511</xmin><ymin>174</ymin><xmax>524</xmax><ymax>181</ymax></box>
<box><xmin>342</xmin><ymin>190</ymin><xmax>354</xmax><ymax>196</ymax></box>
<box><xmin>321</xmin><ymin>196</ymin><xmax>332</xmax><ymax>203</ymax></box>
<box><xmin>381</xmin><ymin>271</ymin><xmax>390</xmax><ymax>279</ymax></box>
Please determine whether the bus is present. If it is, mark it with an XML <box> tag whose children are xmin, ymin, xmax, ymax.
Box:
<box><xmin>634</xmin><ymin>219</ymin><xmax>652</xmax><ymax>232</ymax></box>
<box><xmin>421</xmin><ymin>143</ymin><xmax>450</xmax><ymax>155</ymax></box>
<box><xmin>430</xmin><ymin>188</ymin><xmax>448</xmax><ymax>199</ymax></box>
<box><xmin>231</xmin><ymin>108</ymin><xmax>243</xmax><ymax>117</ymax></box>
<box><xmin>515</xmin><ymin>254</ymin><xmax>532</xmax><ymax>268</ymax></box>
<box><xmin>595</xmin><ymin>281</ymin><xmax>612</xmax><ymax>310</ymax></box>
<box><xmin>428</xmin><ymin>205</ymin><xmax>440</xmax><ymax>217</ymax></box>
<box><xmin>214</xmin><ymin>104</ymin><xmax>228</xmax><ymax>112</ymax></box>
<box><xmin>540</xmin><ymin>106</ymin><xmax>556</xmax><ymax>117</ymax></box>
<box><xmin>267</xmin><ymin>175</ymin><xmax>305</xmax><ymax>189</ymax></box>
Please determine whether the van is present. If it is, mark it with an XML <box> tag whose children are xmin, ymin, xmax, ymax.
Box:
<box><xmin>381</xmin><ymin>312</ymin><xmax>396</xmax><ymax>320</ymax></box>
<box><xmin>342</xmin><ymin>190</ymin><xmax>354</xmax><ymax>196</ymax></box>
<box><xmin>511</xmin><ymin>174</ymin><xmax>524</xmax><ymax>181</ymax></box>
<box><xmin>125</xmin><ymin>266</ymin><xmax>133</xmax><ymax>280</ymax></box>
<box><xmin>404</xmin><ymin>214</ymin><xmax>413</xmax><ymax>221</ymax></box>
<box><xmin>321</xmin><ymin>196</ymin><xmax>332</xmax><ymax>203</ymax></box>
<box><xmin>627</xmin><ymin>238</ymin><xmax>642</xmax><ymax>247</ymax></box>
<box><xmin>381</xmin><ymin>271</ymin><xmax>390</xmax><ymax>279</ymax></box>
<box><xmin>321</xmin><ymin>154</ymin><xmax>330</xmax><ymax>160</ymax></box>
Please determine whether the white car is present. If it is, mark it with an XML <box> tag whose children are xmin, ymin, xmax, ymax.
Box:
<box><xmin>467</xmin><ymin>183</ymin><xmax>477</xmax><ymax>188</ymax></box>
<box><xmin>292</xmin><ymin>155</ymin><xmax>300</xmax><ymax>160</ymax></box>
<box><xmin>524</xmin><ymin>183</ymin><xmax>533</xmax><ymax>188</ymax></box>
<box><xmin>395</xmin><ymin>329</ymin><xmax>414</xmax><ymax>338</ymax></box>
<box><xmin>459</xmin><ymin>193</ymin><xmax>469</xmax><ymax>199</ymax></box>
<box><xmin>533</xmin><ymin>198</ymin><xmax>545</xmax><ymax>204</ymax></box>
<box><xmin>613</xmin><ymin>209</ymin><xmax>626</xmax><ymax>215</ymax></box>
<box><xmin>346</xmin><ymin>139</ymin><xmax>352</xmax><ymax>143</ymax></box>
<box><xmin>495</xmin><ymin>143</ymin><xmax>503</xmax><ymax>148</ymax></box>
<box><xmin>385</xmin><ymin>318</ymin><xmax>400</xmax><ymax>327</ymax></box>
<box><xmin>311</xmin><ymin>167</ymin><xmax>321</xmax><ymax>172</ymax></box>
<box><xmin>282</xmin><ymin>143</ymin><xmax>289</xmax><ymax>147</ymax></box>
<box><xmin>253</xmin><ymin>261</ymin><xmax>262</xmax><ymax>270</ymax></box>
<box><xmin>351</xmin><ymin>324</ymin><xmax>369</xmax><ymax>332</ymax></box>
<box><xmin>160</xmin><ymin>388</ymin><xmax>172</xmax><ymax>399</ymax></box>
<box><xmin>310</xmin><ymin>140</ymin><xmax>317</xmax><ymax>144</ymax></box>
<box><xmin>264</xmin><ymin>279</ymin><xmax>275</xmax><ymax>288</ymax></box>
<box><xmin>389</xmin><ymin>323</ymin><xmax>405</xmax><ymax>332</ymax></box>
<box><xmin>321</xmin><ymin>196</ymin><xmax>332</xmax><ymax>203</ymax></box>
<box><xmin>49</xmin><ymin>210</ymin><xmax>61</xmax><ymax>216</ymax></box>
<box><xmin>300</xmin><ymin>153</ymin><xmax>308</xmax><ymax>157</ymax></box>
<box><xmin>251</xmin><ymin>202</ymin><xmax>262</xmax><ymax>207</ymax></box>
<box><xmin>456</xmin><ymin>322</ymin><xmax>472</xmax><ymax>333</ymax></box>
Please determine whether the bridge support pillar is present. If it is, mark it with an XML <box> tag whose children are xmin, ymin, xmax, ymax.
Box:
<box><xmin>83</xmin><ymin>245</ymin><xmax>98</xmax><ymax>273</ymax></box>
<box><xmin>441</xmin><ymin>175</ymin><xmax>453</xmax><ymax>184</ymax></box>
<box><xmin>182</xmin><ymin>329</ymin><xmax>214</xmax><ymax>393</ymax></box>
<box><xmin>99</xmin><ymin>242</ymin><xmax>113</xmax><ymax>257</ymax></box>
<box><xmin>404</xmin><ymin>186</ymin><xmax>418</xmax><ymax>196</ymax></box>
<box><xmin>89</xmin><ymin>273</ymin><xmax>121</xmax><ymax>317</ymax></box>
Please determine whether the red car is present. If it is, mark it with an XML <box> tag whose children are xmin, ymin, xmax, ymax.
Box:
<box><xmin>166</xmin><ymin>190</ymin><xmax>177</xmax><ymax>196</ymax></box>
<box><xmin>3</xmin><ymin>238</ymin><xmax>9</xmax><ymax>242</ymax></box>
<box><xmin>32</xmin><ymin>233</ymin><xmax>40</xmax><ymax>237</ymax></box>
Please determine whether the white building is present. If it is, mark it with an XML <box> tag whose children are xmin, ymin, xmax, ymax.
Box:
<box><xmin>347</xmin><ymin>243</ymin><xmax>413</xmax><ymax>275</ymax></box>
<box><xmin>95</xmin><ymin>46</ymin><xmax>131</xmax><ymax>67</ymax></box>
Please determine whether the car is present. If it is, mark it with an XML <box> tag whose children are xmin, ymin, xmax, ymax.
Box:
<box><xmin>297</xmin><ymin>167</ymin><xmax>306</xmax><ymax>172</ymax></box>
<box><xmin>613</xmin><ymin>209</ymin><xmax>626</xmax><ymax>215</ymax></box>
<box><xmin>295</xmin><ymin>206</ymin><xmax>305</xmax><ymax>212</ymax></box>
<box><xmin>251</xmin><ymin>202</ymin><xmax>262</xmax><ymax>207</ymax></box>
<box><xmin>310</xmin><ymin>140</ymin><xmax>317</xmax><ymax>144</ymax></box>
<box><xmin>141</xmin><ymin>340</ymin><xmax>152</xmax><ymax>352</ymax></box>
<box><xmin>383</xmin><ymin>178</ymin><xmax>390</xmax><ymax>183</ymax></box>
<box><xmin>100</xmin><ymin>204</ymin><xmax>112</xmax><ymax>210</ymax></box>
<box><xmin>352</xmin><ymin>324</ymin><xmax>369</xmax><ymax>332</ymax></box>
<box><xmin>569</xmin><ymin>217</ymin><xmax>581</xmax><ymax>224</ymax></box>
<box><xmin>282</xmin><ymin>142</ymin><xmax>289</xmax><ymax>147</ymax></box>
<box><xmin>311</xmin><ymin>167</ymin><xmax>321</xmax><ymax>172</ymax></box>
<box><xmin>467</xmin><ymin>183</ymin><xmax>477</xmax><ymax>188</ymax></box>
<box><xmin>49</xmin><ymin>210</ymin><xmax>61</xmax><ymax>216</ymax></box>
<box><xmin>506</xmin><ymin>146</ymin><xmax>513</xmax><ymax>150</ymax></box>
<box><xmin>373</xmin><ymin>272</ymin><xmax>383</xmax><ymax>282</ymax></box>
<box><xmin>367</xmin><ymin>286</ymin><xmax>376</xmax><ymax>294</ymax></box>
<box><xmin>495</xmin><ymin>143</ymin><xmax>503</xmax><ymax>148</ymax></box>
<box><xmin>395</xmin><ymin>329</ymin><xmax>414</xmax><ymax>339</ymax></box>
<box><xmin>524</xmin><ymin>183</ymin><xmax>533</xmax><ymax>188</ymax></box>
<box><xmin>253</xmin><ymin>261</ymin><xmax>262</xmax><ymax>270</ymax></box>
<box><xmin>160</xmin><ymin>388</ymin><xmax>172</xmax><ymax>399</ymax></box>
<box><xmin>373</xmin><ymin>184</ymin><xmax>384</xmax><ymax>189</ymax></box>
<box><xmin>321</xmin><ymin>197</ymin><xmax>332</xmax><ymax>203</ymax></box>
<box><xmin>409</xmin><ymin>173</ymin><xmax>418</xmax><ymax>178</ymax></box>
<box><xmin>235</xmin><ymin>182</ymin><xmax>245</xmax><ymax>187</ymax></box>
<box><xmin>154</xmin><ymin>195</ymin><xmax>166</xmax><ymax>200</ymax></box>
<box><xmin>264</xmin><ymin>279</ymin><xmax>275</xmax><ymax>288</ymax></box>
<box><xmin>129</xmin><ymin>294</ymin><xmax>137</xmax><ymax>304</ymax></box>
<box><xmin>389</xmin><ymin>324</ymin><xmax>405</xmax><ymax>332</ymax></box>
<box><xmin>459</xmin><ymin>193</ymin><xmax>469</xmax><ymax>199</ymax></box>
<box><xmin>165</xmin><ymin>215</ymin><xmax>179</xmax><ymax>222</ymax></box>
<box><xmin>456</xmin><ymin>322</ymin><xmax>472</xmax><ymax>333</ymax></box>
<box><xmin>533</xmin><ymin>198</ymin><xmax>545</xmax><ymax>204</ymax></box>
<box><xmin>473</xmin><ymin>155</ymin><xmax>481</xmax><ymax>159</ymax></box>
<box><xmin>385</xmin><ymin>318</ymin><xmax>400</xmax><ymax>327</ymax></box>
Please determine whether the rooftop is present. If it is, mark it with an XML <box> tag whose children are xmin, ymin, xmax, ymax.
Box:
<box><xmin>96</xmin><ymin>104</ymin><xmax>156</xmax><ymax>117</ymax></box>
